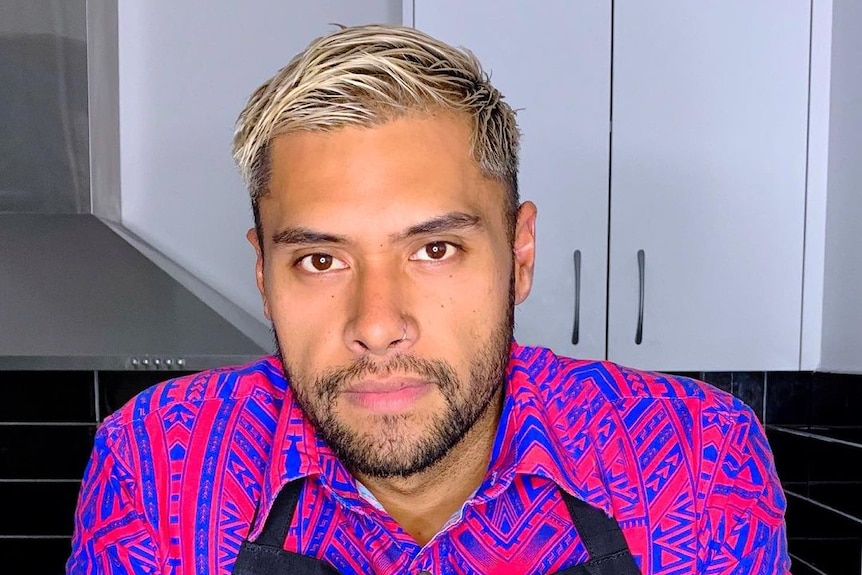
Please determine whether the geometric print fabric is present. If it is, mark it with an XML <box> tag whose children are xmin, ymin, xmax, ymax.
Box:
<box><xmin>68</xmin><ymin>344</ymin><xmax>790</xmax><ymax>574</ymax></box>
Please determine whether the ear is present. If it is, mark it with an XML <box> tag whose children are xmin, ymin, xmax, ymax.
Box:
<box><xmin>247</xmin><ymin>227</ymin><xmax>271</xmax><ymax>320</ymax></box>
<box><xmin>512</xmin><ymin>201</ymin><xmax>537</xmax><ymax>305</ymax></box>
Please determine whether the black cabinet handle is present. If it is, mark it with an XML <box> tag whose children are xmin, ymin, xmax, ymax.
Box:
<box><xmin>636</xmin><ymin>249</ymin><xmax>645</xmax><ymax>345</ymax></box>
<box><xmin>571</xmin><ymin>250</ymin><xmax>581</xmax><ymax>345</ymax></box>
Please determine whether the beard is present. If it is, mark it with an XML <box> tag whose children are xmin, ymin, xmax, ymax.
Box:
<box><xmin>275</xmin><ymin>287</ymin><xmax>515</xmax><ymax>479</ymax></box>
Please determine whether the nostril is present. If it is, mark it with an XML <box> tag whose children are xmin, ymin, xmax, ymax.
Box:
<box><xmin>380</xmin><ymin>325</ymin><xmax>408</xmax><ymax>350</ymax></box>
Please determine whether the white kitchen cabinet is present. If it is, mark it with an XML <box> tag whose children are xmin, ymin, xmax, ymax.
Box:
<box><xmin>411</xmin><ymin>1</ymin><xmax>812</xmax><ymax>371</ymax></box>
<box><xmin>607</xmin><ymin>1</ymin><xmax>810</xmax><ymax>371</ymax></box>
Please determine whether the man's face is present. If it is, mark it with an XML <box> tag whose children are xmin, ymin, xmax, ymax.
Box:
<box><xmin>249</xmin><ymin>113</ymin><xmax>536</xmax><ymax>478</ymax></box>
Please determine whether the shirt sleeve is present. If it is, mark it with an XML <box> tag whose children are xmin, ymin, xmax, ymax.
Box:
<box><xmin>700</xmin><ymin>405</ymin><xmax>791</xmax><ymax>574</ymax></box>
<box><xmin>67</xmin><ymin>420</ymin><xmax>161</xmax><ymax>574</ymax></box>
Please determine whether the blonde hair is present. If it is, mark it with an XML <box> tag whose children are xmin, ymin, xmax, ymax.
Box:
<box><xmin>231</xmin><ymin>24</ymin><xmax>520</xmax><ymax>232</ymax></box>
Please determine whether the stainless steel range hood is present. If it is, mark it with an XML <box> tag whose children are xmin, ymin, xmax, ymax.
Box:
<box><xmin>0</xmin><ymin>213</ymin><xmax>270</xmax><ymax>371</ymax></box>
<box><xmin>0</xmin><ymin>0</ymin><xmax>270</xmax><ymax>370</ymax></box>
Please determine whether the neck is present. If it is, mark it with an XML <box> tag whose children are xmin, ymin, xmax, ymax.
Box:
<box><xmin>354</xmin><ymin>387</ymin><xmax>503</xmax><ymax>546</ymax></box>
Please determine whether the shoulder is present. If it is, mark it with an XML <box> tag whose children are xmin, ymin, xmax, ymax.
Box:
<box><xmin>511</xmin><ymin>343</ymin><xmax>736</xmax><ymax>404</ymax></box>
<box><xmin>511</xmin><ymin>344</ymin><xmax>748</xmax><ymax>432</ymax></box>
<box><xmin>97</xmin><ymin>355</ymin><xmax>287</xmax><ymax>441</ymax></box>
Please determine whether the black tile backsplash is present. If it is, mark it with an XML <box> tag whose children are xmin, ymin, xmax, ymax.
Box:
<box><xmin>767</xmin><ymin>429</ymin><xmax>808</xmax><ymax>484</ymax></box>
<box><xmin>785</xmin><ymin>491</ymin><xmax>862</xmax><ymax>575</ymax></box>
<box><xmin>766</xmin><ymin>373</ymin><xmax>862</xmax><ymax>575</ymax></box>
<box><xmin>768</xmin><ymin>427</ymin><xmax>862</xmax><ymax>489</ymax></box>
<box><xmin>789</xmin><ymin>538</ymin><xmax>862</xmax><ymax>575</ymax></box>
<box><xmin>0</xmin><ymin>367</ymin><xmax>859</xmax><ymax>574</ymax></box>
<box><xmin>788</xmin><ymin>559</ymin><xmax>831</xmax><ymax>575</ymax></box>
<box><xmin>807</xmin><ymin>482</ymin><xmax>862</xmax><ymax>520</ymax></box>
<box><xmin>767</xmin><ymin>371</ymin><xmax>814</xmax><ymax>425</ymax></box>
<box><xmin>810</xmin><ymin>372</ymin><xmax>862</xmax><ymax>427</ymax></box>
<box><xmin>0</xmin><ymin>538</ymin><xmax>73</xmax><ymax>575</ymax></box>
<box><xmin>0</xmin><ymin>371</ymin><xmax>95</xmax><ymax>422</ymax></box>
<box><xmin>0</xmin><ymin>425</ymin><xmax>96</xmax><ymax>479</ymax></box>
<box><xmin>0</xmin><ymin>369</ymin><xmax>175</xmax><ymax>572</ymax></box>
<box><xmin>0</xmin><ymin>481</ymin><xmax>81</xmax><ymax>535</ymax></box>
<box><xmin>98</xmin><ymin>369</ymin><xmax>194</xmax><ymax>420</ymax></box>
<box><xmin>759</xmin><ymin>369</ymin><xmax>862</xmax><ymax>575</ymax></box>
<box><xmin>806</xmin><ymin>435</ymin><xmax>862</xmax><ymax>485</ymax></box>
<box><xmin>785</xmin><ymin>490</ymin><xmax>862</xmax><ymax>540</ymax></box>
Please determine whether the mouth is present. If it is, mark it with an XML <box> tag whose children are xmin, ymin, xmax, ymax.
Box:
<box><xmin>341</xmin><ymin>378</ymin><xmax>435</xmax><ymax>413</ymax></box>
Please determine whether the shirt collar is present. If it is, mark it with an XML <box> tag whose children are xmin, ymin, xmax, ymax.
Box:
<box><xmin>478</xmin><ymin>343</ymin><xmax>603</xmax><ymax>507</ymax></box>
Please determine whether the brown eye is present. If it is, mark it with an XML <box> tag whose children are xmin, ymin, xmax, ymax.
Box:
<box><xmin>298</xmin><ymin>253</ymin><xmax>347</xmax><ymax>273</ymax></box>
<box><xmin>411</xmin><ymin>241</ymin><xmax>458</xmax><ymax>262</ymax></box>
<box><xmin>425</xmin><ymin>242</ymin><xmax>449</xmax><ymax>260</ymax></box>
<box><xmin>311</xmin><ymin>254</ymin><xmax>332</xmax><ymax>270</ymax></box>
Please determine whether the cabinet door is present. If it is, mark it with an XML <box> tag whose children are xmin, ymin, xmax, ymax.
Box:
<box><xmin>608</xmin><ymin>1</ymin><xmax>811</xmax><ymax>371</ymax></box>
<box><xmin>413</xmin><ymin>1</ymin><xmax>612</xmax><ymax>359</ymax></box>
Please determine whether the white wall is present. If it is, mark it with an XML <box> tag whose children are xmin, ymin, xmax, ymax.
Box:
<box><xmin>820</xmin><ymin>1</ymin><xmax>862</xmax><ymax>372</ymax></box>
<box><xmin>118</xmin><ymin>0</ymin><xmax>401</xmax><ymax>325</ymax></box>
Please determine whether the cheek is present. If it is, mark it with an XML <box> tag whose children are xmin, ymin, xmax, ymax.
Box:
<box><xmin>265</xmin><ymin>274</ymin><xmax>344</xmax><ymax>358</ymax></box>
<box><xmin>418</xmin><ymin>266</ymin><xmax>510</xmax><ymax>339</ymax></box>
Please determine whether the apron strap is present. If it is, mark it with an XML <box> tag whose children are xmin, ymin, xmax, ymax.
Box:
<box><xmin>559</xmin><ymin>489</ymin><xmax>641</xmax><ymax>573</ymax></box>
<box><xmin>255</xmin><ymin>477</ymin><xmax>307</xmax><ymax>548</ymax></box>
<box><xmin>233</xmin><ymin>477</ymin><xmax>341</xmax><ymax>575</ymax></box>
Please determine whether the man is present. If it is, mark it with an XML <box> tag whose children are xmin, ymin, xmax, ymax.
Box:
<box><xmin>68</xmin><ymin>24</ymin><xmax>790</xmax><ymax>574</ymax></box>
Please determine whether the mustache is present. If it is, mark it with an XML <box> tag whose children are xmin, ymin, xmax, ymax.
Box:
<box><xmin>313</xmin><ymin>354</ymin><xmax>458</xmax><ymax>402</ymax></box>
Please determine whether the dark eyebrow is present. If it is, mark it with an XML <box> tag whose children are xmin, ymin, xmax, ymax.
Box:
<box><xmin>270</xmin><ymin>212</ymin><xmax>482</xmax><ymax>247</ymax></box>
<box><xmin>270</xmin><ymin>227</ymin><xmax>347</xmax><ymax>246</ymax></box>
<box><xmin>394</xmin><ymin>212</ymin><xmax>482</xmax><ymax>240</ymax></box>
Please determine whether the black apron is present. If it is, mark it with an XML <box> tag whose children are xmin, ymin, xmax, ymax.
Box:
<box><xmin>232</xmin><ymin>478</ymin><xmax>641</xmax><ymax>575</ymax></box>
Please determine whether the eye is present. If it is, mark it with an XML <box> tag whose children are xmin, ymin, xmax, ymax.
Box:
<box><xmin>410</xmin><ymin>241</ymin><xmax>458</xmax><ymax>262</ymax></box>
<box><xmin>297</xmin><ymin>253</ymin><xmax>348</xmax><ymax>273</ymax></box>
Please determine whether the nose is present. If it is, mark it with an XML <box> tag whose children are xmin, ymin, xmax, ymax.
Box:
<box><xmin>343</xmin><ymin>265</ymin><xmax>412</xmax><ymax>356</ymax></box>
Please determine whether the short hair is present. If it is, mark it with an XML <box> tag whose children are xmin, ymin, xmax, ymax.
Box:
<box><xmin>231</xmin><ymin>24</ymin><xmax>521</xmax><ymax>236</ymax></box>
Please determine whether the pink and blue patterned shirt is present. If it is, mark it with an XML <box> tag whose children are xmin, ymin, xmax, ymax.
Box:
<box><xmin>68</xmin><ymin>344</ymin><xmax>790</xmax><ymax>574</ymax></box>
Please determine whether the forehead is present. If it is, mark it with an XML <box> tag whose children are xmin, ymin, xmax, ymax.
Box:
<box><xmin>260</xmin><ymin>114</ymin><xmax>505</xmax><ymax>233</ymax></box>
